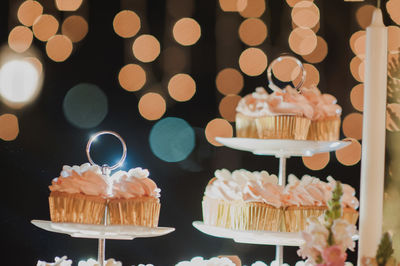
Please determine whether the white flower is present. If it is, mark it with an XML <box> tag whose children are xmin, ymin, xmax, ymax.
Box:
<box><xmin>332</xmin><ymin>219</ymin><xmax>357</xmax><ymax>251</ymax></box>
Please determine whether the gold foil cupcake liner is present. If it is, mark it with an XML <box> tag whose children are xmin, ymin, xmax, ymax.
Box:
<box><xmin>284</xmin><ymin>206</ymin><xmax>326</xmax><ymax>232</ymax></box>
<box><xmin>307</xmin><ymin>117</ymin><xmax>341</xmax><ymax>141</ymax></box>
<box><xmin>107</xmin><ymin>197</ymin><xmax>160</xmax><ymax>227</ymax></box>
<box><xmin>202</xmin><ymin>197</ymin><xmax>282</xmax><ymax>231</ymax></box>
<box><xmin>255</xmin><ymin>115</ymin><xmax>310</xmax><ymax>140</ymax></box>
<box><xmin>49</xmin><ymin>191</ymin><xmax>106</xmax><ymax>224</ymax></box>
<box><xmin>342</xmin><ymin>207</ymin><xmax>359</xmax><ymax>225</ymax></box>
<box><xmin>235</xmin><ymin>113</ymin><xmax>259</xmax><ymax>138</ymax></box>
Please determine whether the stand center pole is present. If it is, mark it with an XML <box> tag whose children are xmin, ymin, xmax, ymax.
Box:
<box><xmin>276</xmin><ymin>156</ymin><xmax>288</xmax><ymax>265</ymax></box>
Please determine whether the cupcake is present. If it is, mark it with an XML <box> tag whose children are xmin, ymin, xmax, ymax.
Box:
<box><xmin>48</xmin><ymin>163</ymin><xmax>108</xmax><ymax>224</ymax></box>
<box><xmin>302</xmin><ymin>87</ymin><xmax>342</xmax><ymax>141</ymax></box>
<box><xmin>202</xmin><ymin>169</ymin><xmax>283</xmax><ymax>231</ymax></box>
<box><xmin>108</xmin><ymin>167</ymin><xmax>160</xmax><ymax>227</ymax></box>
<box><xmin>175</xmin><ymin>256</ymin><xmax>237</xmax><ymax>266</ymax></box>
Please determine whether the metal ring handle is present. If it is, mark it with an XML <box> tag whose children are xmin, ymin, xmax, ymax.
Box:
<box><xmin>86</xmin><ymin>131</ymin><xmax>127</xmax><ymax>171</ymax></box>
<box><xmin>267</xmin><ymin>54</ymin><xmax>306</xmax><ymax>93</ymax></box>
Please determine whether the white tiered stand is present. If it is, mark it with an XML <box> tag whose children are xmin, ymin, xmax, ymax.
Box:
<box><xmin>193</xmin><ymin>137</ymin><xmax>353</xmax><ymax>266</ymax></box>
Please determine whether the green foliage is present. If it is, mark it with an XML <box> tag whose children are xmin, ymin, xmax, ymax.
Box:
<box><xmin>376</xmin><ymin>232</ymin><xmax>394</xmax><ymax>266</ymax></box>
<box><xmin>388</xmin><ymin>49</ymin><xmax>400</xmax><ymax>104</ymax></box>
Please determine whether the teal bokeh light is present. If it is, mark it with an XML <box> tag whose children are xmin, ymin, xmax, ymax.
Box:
<box><xmin>149</xmin><ymin>117</ymin><xmax>195</xmax><ymax>162</ymax></box>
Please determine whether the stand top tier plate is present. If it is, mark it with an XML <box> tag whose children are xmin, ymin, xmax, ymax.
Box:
<box><xmin>216</xmin><ymin>137</ymin><xmax>350</xmax><ymax>157</ymax></box>
<box><xmin>32</xmin><ymin>220</ymin><xmax>175</xmax><ymax>240</ymax></box>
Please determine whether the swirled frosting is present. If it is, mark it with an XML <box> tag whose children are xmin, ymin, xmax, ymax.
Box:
<box><xmin>49</xmin><ymin>163</ymin><xmax>108</xmax><ymax>197</ymax></box>
<box><xmin>111</xmin><ymin>167</ymin><xmax>160</xmax><ymax>199</ymax></box>
<box><xmin>37</xmin><ymin>256</ymin><xmax>72</xmax><ymax>266</ymax></box>
<box><xmin>175</xmin><ymin>256</ymin><xmax>236</xmax><ymax>266</ymax></box>
<box><xmin>236</xmin><ymin>87</ymin><xmax>314</xmax><ymax>119</ymax></box>
<box><xmin>204</xmin><ymin>169</ymin><xmax>282</xmax><ymax>208</ymax></box>
<box><xmin>326</xmin><ymin>176</ymin><xmax>359</xmax><ymax>209</ymax></box>
<box><xmin>77</xmin><ymin>258</ymin><xmax>122</xmax><ymax>266</ymax></box>
<box><xmin>302</xmin><ymin>87</ymin><xmax>342</xmax><ymax>121</ymax></box>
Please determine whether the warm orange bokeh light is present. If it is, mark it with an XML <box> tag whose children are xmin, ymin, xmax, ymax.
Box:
<box><xmin>286</xmin><ymin>0</ymin><xmax>313</xmax><ymax>8</ymax></box>
<box><xmin>219</xmin><ymin>0</ymin><xmax>247</xmax><ymax>12</ymax></box>
<box><xmin>239</xmin><ymin>0</ymin><xmax>265</xmax><ymax>18</ymax></box>
<box><xmin>358</xmin><ymin>60</ymin><xmax>365</xmax><ymax>82</ymax></box>
<box><xmin>356</xmin><ymin>4</ymin><xmax>375</xmax><ymax>29</ymax></box>
<box><xmin>24</xmin><ymin>57</ymin><xmax>43</xmax><ymax>75</ymax></box>
<box><xmin>302</xmin><ymin>63</ymin><xmax>320</xmax><ymax>88</ymax></box>
<box><xmin>302</xmin><ymin>36</ymin><xmax>328</xmax><ymax>63</ymax></box>
<box><xmin>388</xmin><ymin>26</ymin><xmax>400</xmax><ymax>53</ymax></box>
<box><xmin>272</xmin><ymin>56</ymin><xmax>302</xmax><ymax>83</ymax></box>
<box><xmin>353</xmin><ymin>33</ymin><xmax>366</xmax><ymax>57</ymax></box>
<box><xmin>162</xmin><ymin>46</ymin><xmax>187</xmax><ymax>73</ymax></box>
<box><xmin>239</xmin><ymin>48</ymin><xmax>268</xmax><ymax>76</ymax></box>
<box><xmin>0</xmin><ymin>114</ymin><xmax>19</xmax><ymax>141</ymax></box>
<box><xmin>387</xmin><ymin>0</ymin><xmax>400</xmax><ymax>25</ymax></box>
<box><xmin>216</xmin><ymin>68</ymin><xmax>244</xmax><ymax>95</ymax></box>
<box><xmin>17</xmin><ymin>0</ymin><xmax>43</xmax><ymax>27</ymax></box>
<box><xmin>238</xmin><ymin>18</ymin><xmax>267</xmax><ymax>46</ymax></box>
<box><xmin>335</xmin><ymin>138</ymin><xmax>362</xmax><ymax>166</ymax></box>
<box><xmin>113</xmin><ymin>10</ymin><xmax>141</xmax><ymax>38</ymax></box>
<box><xmin>350</xmin><ymin>56</ymin><xmax>364</xmax><ymax>82</ymax></box>
<box><xmin>289</xmin><ymin>27</ymin><xmax>317</xmax><ymax>56</ymax></box>
<box><xmin>350</xmin><ymin>84</ymin><xmax>364</xmax><ymax>112</ymax></box>
<box><xmin>55</xmin><ymin>0</ymin><xmax>83</xmax><ymax>11</ymax></box>
<box><xmin>132</xmin><ymin>34</ymin><xmax>161</xmax><ymax>63</ymax></box>
<box><xmin>219</xmin><ymin>95</ymin><xmax>242</xmax><ymax>122</ymax></box>
<box><xmin>342</xmin><ymin>112</ymin><xmax>363</xmax><ymax>140</ymax></box>
<box><xmin>62</xmin><ymin>15</ymin><xmax>88</xmax><ymax>43</ymax></box>
<box><xmin>33</xmin><ymin>14</ymin><xmax>59</xmax><ymax>42</ymax></box>
<box><xmin>173</xmin><ymin>18</ymin><xmax>201</xmax><ymax>46</ymax></box>
<box><xmin>291</xmin><ymin>1</ymin><xmax>319</xmax><ymax>29</ymax></box>
<box><xmin>138</xmin><ymin>92</ymin><xmax>166</xmax><ymax>121</ymax></box>
<box><xmin>205</xmin><ymin>118</ymin><xmax>233</xmax><ymax>146</ymax></box>
<box><xmin>302</xmin><ymin>152</ymin><xmax>330</xmax><ymax>171</ymax></box>
<box><xmin>8</xmin><ymin>26</ymin><xmax>33</xmax><ymax>53</ymax></box>
<box><xmin>46</xmin><ymin>35</ymin><xmax>73</xmax><ymax>62</ymax></box>
<box><xmin>349</xmin><ymin>30</ymin><xmax>366</xmax><ymax>56</ymax></box>
<box><xmin>168</xmin><ymin>73</ymin><xmax>196</xmax><ymax>102</ymax></box>
<box><xmin>118</xmin><ymin>64</ymin><xmax>146</xmax><ymax>92</ymax></box>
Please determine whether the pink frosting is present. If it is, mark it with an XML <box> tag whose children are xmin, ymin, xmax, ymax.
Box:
<box><xmin>243</xmin><ymin>180</ymin><xmax>283</xmax><ymax>208</ymax></box>
<box><xmin>111</xmin><ymin>168</ymin><xmax>160</xmax><ymax>199</ymax></box>
<box><xmin>302</xmin><ymin>87</ymin><xmax>342</xmax><ymax>121</ymax></box>
<box><xmin>49</xmin><ymin>163</ymin><xmax>108</xmax><ymax>197</ymax></box>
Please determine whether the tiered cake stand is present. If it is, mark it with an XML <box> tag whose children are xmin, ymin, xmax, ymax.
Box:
<box><xmin>193</xmin><ymin>137</ymin><xmax>353</xmax><ymax>266</ymax></box>
<box><xmin>31</xmin><ymin>131</ymin><xmax>175</xmax><ymax>266</ymax></box>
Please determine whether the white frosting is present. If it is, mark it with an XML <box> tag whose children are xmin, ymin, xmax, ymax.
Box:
<box><xmin>37</xmin><ymin>256</ymin><xmax>72</xmax><ymax>266</ymax></box>
<box><xmin>78</xmin><ymin>258</ymin><xmax>122</xmax><ymax>266</ymax></box>
<box><xmin>60</xmin><ymin>163</ymin><xmax>102</xmax><ymax>178</ymax></box>
<box><xmin>111</xmin><ymin>167</ymin><xmax>150</xmax><ymax>181</ymax></box>
<box><xmin>175</xmin><ymin>256</ymin><xmax>235</xmax><ymax>266</ymax></box>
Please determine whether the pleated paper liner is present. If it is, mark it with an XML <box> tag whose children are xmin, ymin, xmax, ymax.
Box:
<box><xmin>342</xmin><ymin>207</ymin><xmax>359</xmax><ymax>225</ymax></box>
<box><xmin>49</xmin><ymin>191</ymin><xmax>106</xmax><ymax>224</ymax></box>
<box><xmin>255</xmin><ymin>115</ymin><xmax>311</xmax><ymax>140</ymax></box>
<box><xmin>107</xmin><ymin>196</ymin><xmax>160</xmax><ymax>227</ymax></box>
<box><xmin>307</xmin><ymin>117</ymin><xmax>341</xmax><ymax>141</ymax></box>
<box><xmin>202</xmin><ymin>197</ymin><xmax>283</xmax><ymax>231</ymax></box>
<box><xmin>235</xmin><ymin>113</ymin><xmax>259</xmax><ymax>138</ymax></box>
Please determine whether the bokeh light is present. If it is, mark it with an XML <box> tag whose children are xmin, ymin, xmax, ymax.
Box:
<box><xmin>46</xmin><ymin>35</ymin><xmax>73</xmax><ymax>62</ymax></box>
<box><xmin>291</xmin><ymin>1</ymin><xmax>319</xmax><ymax>29</ymax></box>
<box><xmin>356</xmin><ymin>4</ymin><xmax>375</xmax><ymax>29</ymax></box>
<box><xmin>353</xmin><ymin>33</ymin><xmax>366</xmax><ymax>57</ymax></box>
<box><xmin>358</xmin><ymin>60</ymin><xmax>365</xmax><ymax>82</ymax></box>
<box><xmin>63</xmin><ymin>83</ymin><xmax>108</xmax><ymax>129</ymax></box>
<box><xmin>24</xmin><ymin>57</ymin><xmax>43</xmax><ymax>75</ymax></box>
<box><xmin>173</xmin><ymin>18</ymin><xmax>201</xmax><ymax>46</ymax></box>
<box><xmin>205</xmin><ymin>118</ymin><xmax>233</xmax><ymax>146</ymax></box>
<box><xmin>286</xmin><ymin>0</ymin><xmax>313</xmax><ymax>8</ymax></box>
<box><xmin>132</xmin><ymin>34</ymin><xmax>161</xmax><ymax>63</ymax></box>
<box><xmin>17</xmin><ymin>0</ymin><xmax>43</xmax><ymax>27</ymax></box>
<box><xmin>238</xmin><ymin>18</ymin><xmax>267</xmax><ymax>46</ymax></box>
<box><xmin>62</xmin><ymin>15</ymin><xmax>89</xmax><ymax>43</ymax></box>
<box><xmin>239</xmin><ymin>48</ymin><xmax>268</xmax><ymax>76</ymax></box>
<box><xmin>162</xmin><ymin>46</ymin><xmax>187</xmax><ymax>73</ymax></box>
<box><xmin>0</xmin><ymin>60</ymin><xmax>40</xmax><ymax>108</ymax></box>
<box><xmin>350</xmin><ymin>30</ymin><xmax>366</xmax><ymax>56</ymax></box>
<box><xmin>118</xmin><ymin>64</ymin><xmax>146</xmax><ymax>92</ymax></box>
<box><xmin>239</xmin><ymin>0</ymin><xmax>265</xmax><ymax>18</ymax></box>
<box><xmin>55</xmin><ymin>0</ymin><xmax>83</xmax><ymax>11</ymax></box>
<box><xmin>216</xmin><ymin>68</ymin><xmax>244</xmax><ymax>95</ymax></box>
<box><xmin>350</xmin><ymin>84</ymin><xmax>364</xmax><ymax>112</ymax></box>
<box><xmin>342</xmin><ymin>112</ymin><xmax>363</xmax><ymax>140</ymax></box>
<box><xmin>219</xmin><ymin>0</ymin><xmax>247</xmax><ymax>12</ymax></box>
<box><xmin>387</xmin><ymin>0</ymin><xmax>400</xmax><ymax>25</ymax></box>
<box><xmin>219</xmin><ymin>95</ymin><xmax>242</xmax><ymax>122</ymax></box>
<box><xmin>149</xmin><ymin>117</ymin><xmax>195</xmax><ymax>162</ymax></box>
<box><xmin>335</xmin><ymin>138</ymin><xmax>362</xmax><ymax>166</ymax></box>
<box><xmin>388</xmin><ymin>26</ymin><xmax>400</xmax><ymax>53</ymax></box>
<box><xmin>167</xmin><ymin>0</ymin><xmax>195</xmax><ymax>18</ymax></box>
<box><xmin>32</xmin><ymin>14</ymin><xmax>59</xmax><ymax>42</ymax></box>
<box><xmin>302</xmin><ymin>63</ymin><xmax>320</xmax><ymax>87</ymax></box>
<box><xmin>168</xmin><ymin>73</ymin><xmax>196</xmax><ymax>102</ymax></box>
<box><xmin>8</xmin><ymin>26</ymin><xmax>33</xmax><ymax>53</ymax></box>
<box><xmin>113</xmin><ymin>10</ymin><xmax>141</xmax><ymax>38</ymax></box>
<box><xmin>302</xmin><ymin>36</ymin><xmax>328</xmax><ymax>63</ymax></box>
<box><xmin>387</xmin><ymin>103</ymin><xmax>400</xmax><ymax>132</ymax></box>
<box><xmin>350</xmin><ymin>56</ymin><xmax>364</xmax><ymax>82</ymax></box>
<box><xmin>138</xmin><ymin>92</ymin><xmax>166</xmax><ymax>120</ymax></box>
<box><xmin>302</xmin><ymin>152</ymin><xmax>330</xmax><ymax>171</ymax></box>
<box><xmin>0</xmin><ymin>114</ymin><xmax>19</xmax><ymax>141</ymax></box>
<box><xmin>288</xmin><ymin>27</ymin><xmax>317</xmax><ymax>55</ymax></box>
<box><xmin>271</xmin><ymin>56</ymin><xmax>302</xmax><ymax>82</ymax></box>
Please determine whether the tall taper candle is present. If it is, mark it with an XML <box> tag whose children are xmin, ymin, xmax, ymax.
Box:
<box><xmin>358</xmin><ymin>8</ymin><xmax>387</xmax><ymax>264</ymax></box>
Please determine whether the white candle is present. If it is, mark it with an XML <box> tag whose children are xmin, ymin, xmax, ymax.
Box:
<box><xmin>358</xmin><ymin>8</ymin><xmax>388</xmax><ymax>264</ymax></box>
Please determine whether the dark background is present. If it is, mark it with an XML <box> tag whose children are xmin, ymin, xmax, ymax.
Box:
<box><xmin>0</xmin><ymin>0</ymin><xmax>383</xmax><ymax>265</ymax></box>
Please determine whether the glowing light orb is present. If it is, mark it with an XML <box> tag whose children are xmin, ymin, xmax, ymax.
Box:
<box><xmin>113</xmin><ymin>10</ymin><xmax>141</xmax><ymax>38</ymax></box>
<box><xmin>302</xmin><ymin>152</ymin><xmax>330</xmax><ymax>170</ymax></box>
<box><xmin>149</xmin><ymin>117</ymin><xmax>195</xmax><ymax>162</ymax></box>
<box><xmin>17</xmin><ymin>0</ymin><xmax>43</xmax><ymax>27</ymax></box>
<box><xmin>138</xmin><ymin>92</ymin><xmax>166</xmax><ymax>120</ymax></box>
<box><xmin>173</xmin><ymin>18</ymin><xmax>201</xmax><ymax>46</ymax></box>
<box><xmin>168</xmin><ymin>73</ymin><xmax>196</xmax><ymax>102</ymax></box>
<box><xmin>216</xmin><ymin>68</ymin><xmax>244</xmax><ymax>95</ymax></box>
<box><xmin>132</xmin><ymin>34</ymin><xmax>161</xmax><ymax>63</ymax></box>
<box><xmin>8</xmin><ymin>26</ymin><xmax>33</xmax><ymax>53</ymax></box>
<box><xmin>0</xmin><ymin>114</ymin><xmax>19</xmax><ymax>141</ymax></box>
<box><xmin>205</xmin><ymin>118</ymin><xmax>233</xmax><ymax>146</ymax></box>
